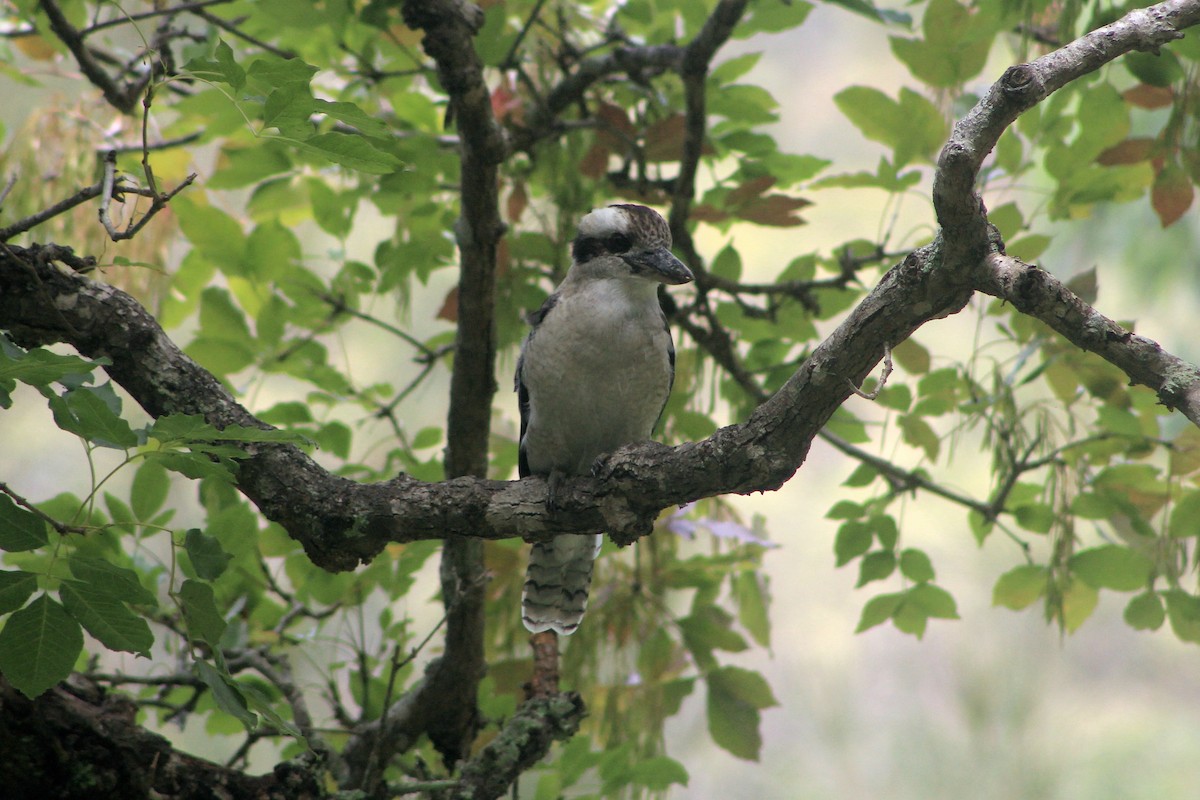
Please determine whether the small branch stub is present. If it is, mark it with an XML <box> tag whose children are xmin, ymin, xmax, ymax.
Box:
<box><xmin>848</xmin><ymin>343</ymin><xmax>893</xmax><ymax>401</ymax></box>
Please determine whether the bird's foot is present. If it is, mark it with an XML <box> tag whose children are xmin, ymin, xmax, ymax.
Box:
<box><xmin>546</xmin><ymin>468</ymin><xmax>566</xmax><ymax>511</ymax></box>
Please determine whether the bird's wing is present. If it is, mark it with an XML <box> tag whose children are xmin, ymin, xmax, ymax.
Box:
<box><xmin>515</xmin><ymin>292</ymin><xmax>560</xmax><ymax>479</ymax></box>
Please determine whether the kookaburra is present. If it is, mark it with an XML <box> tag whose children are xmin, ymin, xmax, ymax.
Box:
<box><xmin>516</xmin><ymin>204</ymin><xmax>694</xmax><ymax>635</ymax></box>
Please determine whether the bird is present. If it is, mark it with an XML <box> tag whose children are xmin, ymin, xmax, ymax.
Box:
<box><xmin>516</xmin><ymin>203</ymin><xmax>694</xmax><ymax>635</ymax></box>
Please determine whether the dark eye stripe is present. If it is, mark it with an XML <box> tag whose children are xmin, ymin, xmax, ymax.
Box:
<box><xmin>571</xmin><ymin>233</ymin><xmax>632</xmax><ymax>263</ymax></box>
<box><xmin>606</xmin><ymin>233</ymin><xmax>631</xmax><ymax>254</ymax></box>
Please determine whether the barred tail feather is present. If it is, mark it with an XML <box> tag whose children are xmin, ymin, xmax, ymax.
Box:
<box><xmin>522</xmin><ymin>533</ymin><xmax>602</xmax><ymax>635</ymax></box>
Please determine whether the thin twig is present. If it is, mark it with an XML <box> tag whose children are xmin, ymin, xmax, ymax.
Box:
<box><xmin>79</xmin><ymin>0</ymin><xmax>236</xmax><ymax>37</ymax></box>
<box><xmin>40</xmin><ymin>0</ymin><xmax>143</xmax><ymax>114</ymax></box>
<box><xmin>499</xmin><ymin>0</ymin><xmax>548</xmax><ymax>69</ymax></box>
<box><xmin>105</xmin><ymin>133</ymin><xmax>204</xmax><ymax>157</ymax></box>
<box><xmin>194</xmin><ymin>9</ymin><xmax>296</xmax><ymax>58</ymax></box>
<box><xmin>0</xmin><ymin>183</ymin><xmax>105</xmax><ymax>241</ymax></box>
<box><xmin>0</xmin><ymin>481</ymin><xmax>90</xmax><ymax>535</ymax></box>
<box><xmin>98</xmin><ymin>151</ymin><xmax>120</xmax><ymax>239</ymax></box>
<box><xmin>847</xmin><ymin>343</ymin><xmax>892</xmax><ymax>400</ymax></box>
<box><xmin>0</xmin><ymin>173</ymin><xmax>17</xmax><ymax>211</ymax></box>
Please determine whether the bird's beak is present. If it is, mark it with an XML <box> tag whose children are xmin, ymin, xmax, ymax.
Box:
<box><xmin>623</xmin><ymin>247</ymin><xmax>694</xmax><ymax>285</ymax></box>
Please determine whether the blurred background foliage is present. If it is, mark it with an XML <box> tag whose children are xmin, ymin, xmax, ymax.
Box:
<box><xmin>2</xmin><ymin>0</ymin><xmax>1200</xmax><ymax>796</ymax></box>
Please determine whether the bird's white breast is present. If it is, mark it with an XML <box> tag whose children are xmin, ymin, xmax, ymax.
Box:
<box><xmin>520</xmin><ymin>282</ymin><xmax>672</xmax><ymax>476</ymax></box>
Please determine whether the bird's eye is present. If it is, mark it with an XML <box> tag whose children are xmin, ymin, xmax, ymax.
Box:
<box><xmin>606</xmin><ymin>234</ymin><xmax>632</xmax><ymax>254</ymax></box>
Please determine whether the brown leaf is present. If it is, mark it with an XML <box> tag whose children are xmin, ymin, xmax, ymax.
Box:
<box><xmin>643</xmin><ymin>114</ymin><xmax>687</xmax><ymax>162</ymax></box>
<box><xmin>495</xmin><ymin>238</ymin><xmax>511</xmax><ymax>278</ymax></box>
<box><xmin>735</xmin><ymin>195</ymin><xmax>811</xmax><ymax>227</ymax></box>
<box><xmin>596</xmin><ymin>102</ymin><xmax>637</xmax><ymax>150</ymax></box>
<box><xmin>1123</xmin><ymin>83</ymin><xmax>1174</xmax><ymax>109</ymax></box>
<box><xmin>1096</xmin><ymin>138</ymin><xmax>1156</xmax><ymax>166</ymax></box>
<box><xmin>579</xmin><ymin>143</ymin><xmax>610</xmax><ymax>179</ymax></box>
<box><xmin>690</xmin><ymin>204</ymin><xmax>731</xmax><ymax>223</ymax></box>
<box><xmin>726</xmin><ymin>176</ymin><xmax>777</xmax><ymax>207</ymax></box>
<box><xmin>437</xmin><ymin>287</ymin><xmax>458</xmax><ymax>322</ymax></box>
<box><xmin>506</xmin><ymin>181</ymin><xmax>528</xmax><ymax>223</ymax></box>
<box><xmin>14</xmin><ymin>34</ymin><xmax>57</xmax><ymax>61</ymax></box>
<box><xmin>1151</xmin><ymin>163</ymin><xmax>1194</xmax><ymax>228</ymax></box>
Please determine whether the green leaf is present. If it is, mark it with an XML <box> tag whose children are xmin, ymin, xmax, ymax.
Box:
<box><xmin>59</xmin><ymin>385</ymin><xmax>138</xmax><ymax>449</ymax></box>
<box><xmin>968</xmin><ymin>510</ymin><xmax>993</xmax><ymax>545</ymax></box>
<box><xmin>0</xmin><ymin>594</ymin><xmax>83</xmax><ymax>698</ymax></box>
<box><xmin>834</xmin><ymin>85</ymin><xmax>900</xmax><ymax>150</ymax></box>
<box><xmin>239</xmin><ymin>681</ymin><xmax>305</xmax><ymax>741</ymax></box>
<box><xmin>834</xmin><ymin>520</ymin><xmax>872</xmax><ymax>566</ymax></box>
<box><xmin>312</xmin><ymin>98</ymin><xmax>391</xmax><ymax>138</ymax></box>
<box><xmin>679</xmin><ymin>605</ymin><xmax>748</xmax><ymax>658</ymax></box>
<box><xmin>906</xmin><ymin>583</ymin><xmax>959</xmax><ymax>619</ymax></box>
<box><xmin>131</xmin><ymin>460</ymin><xmax>171</xmax><ymax>521</ymax></box>
<box><xmin>1169</xmin><ymin>490</ymin><xmax>1200</xmax><ymax>537</ymax></box>
<box><xmin>842</xmin><ymin>463</ymin><xmax>878</xmax><ymax>488</ymax></box>
<box><xmin>710</xmin><ymin>242</ymin><xmax>742</xmax><ymax>281</ymax></box>
<box><xmin>292</xmin><ymin>132</ymin><xmax>402</xmax><ymax>174</ymax></box>
<box><xmin>1124</xmin><ymin>50</ymin><xmax>1184</xmax><ymax>87</ymax></box>
<box><xmin>184</xmin><ymin>528</ymin><xmax>233</xmax><ymax>580</ymax></box>
<box><xmin>888</xmin><ymin>0</ymin><xmax>997</xmax><ymax>87</ymax></box>
<box><xmin>832</xmin><ymin>86</ymin><xmax>946</xmax><ymax>166</ymax></box>
<box><xmin>59</xmin><ymin>581</ymin><xmax>153</xmax><ymax>657</ymax></box>
<box><xmin>207</xmin><ymin>142</ymin><xmax>294</xmax><ymax>190</ymax></box>
<box><xmin>1013</xmin><ymin>502</ymin><xmax>1055</xmax><ymax>534</ymax></box>
<box><xmin>1162</xmin><ymin>590</ymin><xmax>1200</xmax><ymax>643</ymax></box>
<box><xmin>195</xmin><ymin>660</ymin><xmax>258</xmax><ymax>728</ymax></box>
<box><xmin>992</xmin><ymin>564</ymin><xmax>1048</xmax><ymax>610</ymax></box>
<box><xmin>627</xmin><ymin>756</ymin><xmax>689</xmax><ymax>791</ymax></box>
<box><xmin>150</xmin><ymin>413</ymin><xmax>303</xmax><ymax>446</ymax></box>
<box><xmin>0</xmin><ymin>493</ymin><xmax>49</xmax><ymax>552</ymax></box>
<box><xmin>68</xmin><ymin>556</ymin><xmax>157</xmax><ymax>606</ymax></box>
<box><xmin>898</xmin><ymin>414</ymin><xmax>939</xmax><ymax>460</ymax></box>
<box><xmin>711</xmin><ymin>52</ymin><xmax>762</xmax><ymax>85</ymax></box>
<box><xmin>245</xmin><ymin>221</ymin><xmax>301</xmax><ymax>283</ymax></box>
<box><xmin>731</xmin><ymin>571</ymin><xmax>771</xmax><ymax>647</ymax></box>
<box><xmin>826</xmin><ymin>500</ymin><xmax>864</xmax><ymax>520</ymax></box>
<box><xmin>856</xmin><ymin>550</ymin><xmax>895</xmax><ymax>587</ymax></box>
<box><xmin>706</xmin><ymin>666</ymin><xmax>778</xmax><ymax>761</ymax></box>
<box><xmin>1061</xmin><ymin>578</ymin><xmax>1099</xmax><ymax>632</ymax></box>
<box><xmin>899</xmin><ymin>548</ymin><xmax>935</xmax><ymax>583</ymax></box>
<box><xmin>0</xmin><ymin>338</ymin><xmax>99</xmax><ymax>393</ymax></box>
<box><xmin>245</xmin><ymin>55</ymin><xmax>319</xmax><ymax>91</ymax></box>
<box><xmin>175</xmin><ymin>199</ymin><xmax>246</xmax><ymax>270</ymax></box>
<box><xmin>1070</xmin><ymin>545</ymin><xmax>1154</xmax><ymax>591</ymax></box>
<box><xmin>1124</xmin><ymin>591</ymin><xmax>1165</xmax><ymax>631</ymax></box>
<box><xmin>182</xmin><ymin>39</ymin><xmax>246</xmax><ymax>90</ymax></box>
<box><xmin>856</xmin><ymin>591</ymin><xmax>903</xmax><ymax>633</ymax></box>
<box><xmin>0</xmin><ymin>569</ymin><xmax>38</xmax><ymax>615</ymax></box>
<box><xmin>737</xmin><ymin>0</ymin><xmax>813</xmax><ymax>36</ymax></box>
<box><xmin>178</xmin><ymin>579</ymin><xmax>227</xmax><ymax>646</ymax></box>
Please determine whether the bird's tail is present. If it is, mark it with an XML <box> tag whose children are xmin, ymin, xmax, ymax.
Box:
<box><xmin>522</xmin><ymin>533</ymin><xmax>602</xmax><ymax>635</ymax></box>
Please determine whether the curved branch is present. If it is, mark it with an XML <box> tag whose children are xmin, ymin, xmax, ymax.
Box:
<box><xmin>40</xmin><ymin>0</ymin><xmax>146</xmax><ymax>114</ymax></box>
<box><xmin>934</xmin><ymin>0</ymin><xmax>1200</xmax><ymax>267</ymax></box>
<box><xmin>0</xmin><ymin>675</ymin><xmax>323</xmax><ymax>800</ymax></box>
<box><xmin>0</xmin><ymin>240</ymin><xmax>965</xmax><ymax>556</ymax></box>
<box><xmin>978</xmin><ymin>253</ymin><xmax>1200</xmax><ymax>427</ymax></box>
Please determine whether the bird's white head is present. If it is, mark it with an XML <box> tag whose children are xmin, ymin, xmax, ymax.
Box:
<box><xmin>571</xmin><ymin>204</ymin><xmax>694</xmax><ymax>286</ymax></box>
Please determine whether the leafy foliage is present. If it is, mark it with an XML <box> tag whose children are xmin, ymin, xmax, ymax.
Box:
<box><xmin>2</xmin><ymin>0</ymin><xmax>1200</xmax><ymax>797</ymax></box>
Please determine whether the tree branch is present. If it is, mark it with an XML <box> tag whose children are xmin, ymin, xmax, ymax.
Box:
<box><xmin>978</xmin><ymin>253</ymin><xmax>1200</xmax><ymax>427</ymax></box>
<box><xmin>934</xmin><ymin>0</ymin><xmax>1200</xmax><ymax>269</ymax></box>
<box><xmin>39</xmin><ymin>0</ymin><xmax>146</xmax><ymax>114</ymax></box>
<box><xmin>0</xmin><ymin>675</ymin><xmax>325</xmax><ymax>800</ymax></box>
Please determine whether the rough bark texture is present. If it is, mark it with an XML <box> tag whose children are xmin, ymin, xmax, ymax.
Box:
<box><xmin>0</xmin><ymin>675</ymin><xmax>325</xmax><ymax>800</ymax></box>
